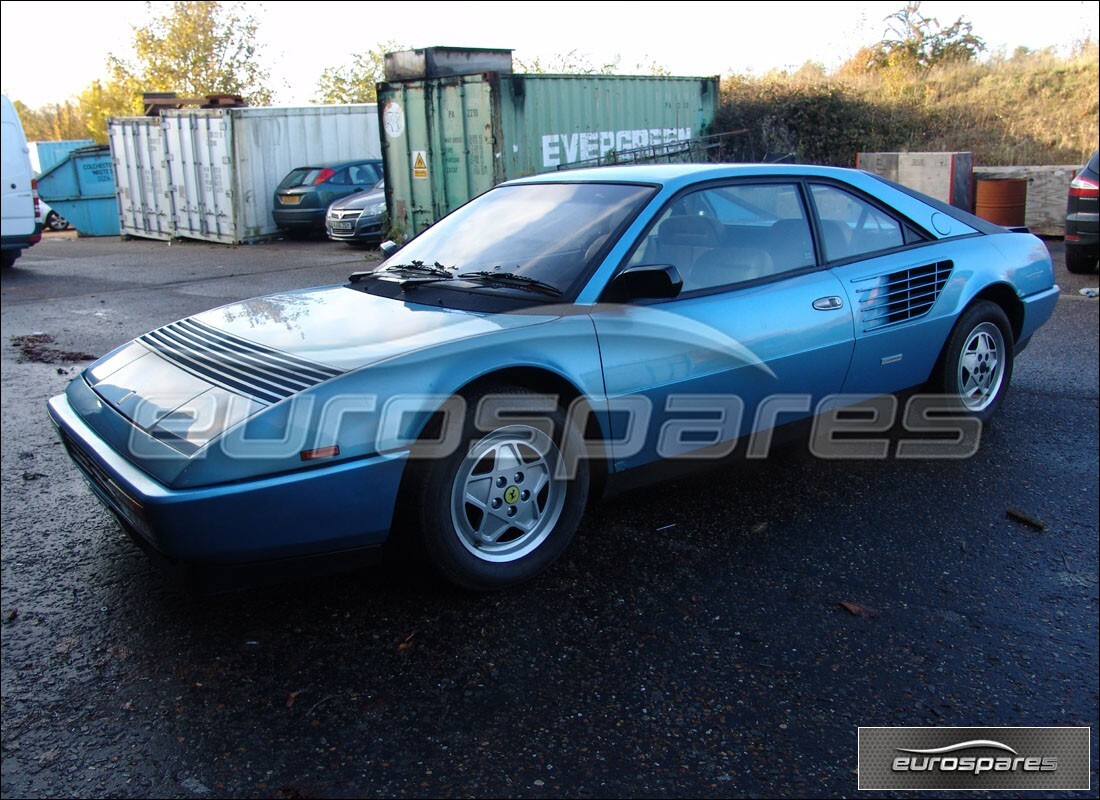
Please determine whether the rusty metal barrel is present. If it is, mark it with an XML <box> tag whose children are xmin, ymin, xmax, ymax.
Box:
<box><xmin>974</xmin><ymin>178</ymin><xmax>1028</xmax><ymax>226</ymax></box>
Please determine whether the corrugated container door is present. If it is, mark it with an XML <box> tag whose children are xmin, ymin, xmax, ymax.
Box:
<box><xmin>430</xmin><ymin>76</ymin><xmax>500</xmax><ymax>220</ymax></box>
<box><xmin>380</xmin><ymin>82</ymin><xmax>433</xmax><ymax>239</ymax></box>
<box><xmin>380</xmin><ymin>77</ymin><xmax>499</xmax><ymax>239</ymax></box>
<box><xmin>109</xmin><ymin>118</ymin><xmax>173</xmax><ymax>241</ymax></box>
<box><xmin>163</xmin><ymin>111</ymin><xmax>236</xmax><ymax>244</ymax></box>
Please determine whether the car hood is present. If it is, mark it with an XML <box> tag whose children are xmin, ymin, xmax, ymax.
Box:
<box><xmin>187</xmin><ymin>285</ymin><xmax>556</xmax><ymax>371</ymax></box>
<box><xmin>329</xmin><ymin>188</ymin><xmax>385</xmax><ymax>212</ymax></box>
<box><xmin>80</xmin><ymin>286</ymin><xmax>560</xmax><ymax>454</ymax></box>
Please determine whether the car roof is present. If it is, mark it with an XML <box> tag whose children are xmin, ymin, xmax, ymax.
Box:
<box><xmin>290</xmin><ymin>158</ymin><xmax>381</xmax><ymax>170</ymax></box>
<box><xmin>329</xmin><ymin>183</ymin><xmax>386</xmax><ymax>208</ymax></box>
<box><xmin>504</xmin><ymin>162</ymin><xmax>872</xmax><ymax>191</ymax></box>
<box><xmin>501</xmin><ymin>161</ymin><xmax>997</xmax><ymax>238</ymax></box>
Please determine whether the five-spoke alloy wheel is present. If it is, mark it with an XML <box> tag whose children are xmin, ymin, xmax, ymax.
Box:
<box><xmin>934</xmin><ymin>300</ymin><xmax>1015</xmax><ymax>423</ymax></box>
<box><xmin>414</xmin><ymin>386</ymin><xmax>590</xmax><ymax>591</ymax></box>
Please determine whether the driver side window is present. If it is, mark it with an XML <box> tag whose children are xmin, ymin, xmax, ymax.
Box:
<box><xmin>624</xmin><ymin>183</ymin><xmax>815</xmax><ymax>293</ymax></box>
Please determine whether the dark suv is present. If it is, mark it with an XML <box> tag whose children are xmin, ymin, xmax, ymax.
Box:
<box><xmin>1065</xmin><ymin>151</ymin><xmax>1098</xmax><ymax>274</ymax></box>
<box><xmin>273</xmin><ymin>159</ymin><xmax>383</xmax><ymax>237</ymax></box>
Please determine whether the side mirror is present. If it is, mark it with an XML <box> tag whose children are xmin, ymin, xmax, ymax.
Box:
<box><xmin>380</xmin><ymin>240</ymin><xmax>401</xmax><ymax>257</ymax></box>
<box><xmin>605</xmin><ymin>264</ymin><xmax>683</xmax><ymax>302</ymax></box>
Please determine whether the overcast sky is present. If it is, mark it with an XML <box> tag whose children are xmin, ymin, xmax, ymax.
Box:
<box><xmin>1</xmin><ymin>0</ymin><xmax>1097</xmax><ymax>108</ymax></box>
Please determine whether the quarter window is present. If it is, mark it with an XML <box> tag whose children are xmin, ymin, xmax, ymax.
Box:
<box><xmin>810</xmin><ymin>184</ymin><xmax>904</xmax><ymax>261</ymax></box>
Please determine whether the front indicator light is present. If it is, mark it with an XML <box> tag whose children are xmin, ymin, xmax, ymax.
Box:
<box><xmin>300</xmin><ymin>445</ymin><xmax>340</xmax><ymax>461</ymax></box>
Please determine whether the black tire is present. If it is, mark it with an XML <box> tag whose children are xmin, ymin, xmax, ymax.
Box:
<box><xmin>932</xmin><ymin>300</ymin><xmax>1014</xmax><ymax>424</ymax></box>
<box><xmin>412</xmin><ymin>386</ymin><xmax>590</xmax><ymax>591</ymax></box>
<box><xmin>1065</xmin><ymin>244</ymin><xmax>1099</xmax><ymax>275</ymax></box>
<box><xmin>1</xmin><ymin>249</ymin><xmax>19</xmax><ymax>269</ymax></box>
<box><xmin>45</xmin><ymin>210</ymin><xmax>69</xmax><ymax>231</ymax></box>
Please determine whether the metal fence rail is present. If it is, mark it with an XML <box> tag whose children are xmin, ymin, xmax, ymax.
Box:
<box><xmin>555</xmin><ymin>129</ymin><xmax>750</xmax><ymax>171</ymax></box>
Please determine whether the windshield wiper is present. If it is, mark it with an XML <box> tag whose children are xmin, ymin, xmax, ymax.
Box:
<box><xmin>349</xmin><ymin>261</ymin><xmax>454</xmax><ymax>283</ymax></box>
<box><xmin>456</xmin><ymin>270</ymin><xmax>563</xmax><ymax>297</ymax></box>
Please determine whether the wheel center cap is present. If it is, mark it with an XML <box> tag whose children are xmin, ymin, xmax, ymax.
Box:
<box><xmin>504</xmin><ymin>485</ymin><xmax>520</xmax><ymax>504</ymax></box>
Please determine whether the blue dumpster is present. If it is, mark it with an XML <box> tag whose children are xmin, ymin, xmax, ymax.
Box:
<box><xmin>36</xmin><ymin>145</ymin><xmax>121</xmax><ymax>236</ymax></box>
<box><xmin>31</xmin><ymin>139</ymin><xmax>95</xmax><ymax>175</ymax></box>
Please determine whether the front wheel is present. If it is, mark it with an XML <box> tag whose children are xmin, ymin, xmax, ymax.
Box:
<box><xmin>413</xmin><ymin>388</ymin><xmax>590</xmax><ymax>591</ymax></box>
<box><xmin>932</xmin><ymin>301</ymin><xmax>1014</xmax><ymax>423</ymax></box>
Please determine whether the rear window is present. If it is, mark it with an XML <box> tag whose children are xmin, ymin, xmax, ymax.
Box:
<box><xmin>278</xmin><ymin>168</ymin><xmax>323</xmax><ymax>189</ymax></box>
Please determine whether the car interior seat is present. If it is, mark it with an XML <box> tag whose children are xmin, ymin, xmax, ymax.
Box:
<box><xmin>649</xmin><ymin>215</ymin><xmax>723</xmax><ymax>276</ymax></box>
<box><xmin>767</xmin><ymin>218</ymin><xmax>816</xmax><ymax>271</ymax></box>
<box><xmin>819</xmin><ymin>219</ymin><xmax>853</xmax><ymax>261</ymax></box>
<box><xmin>688</xmin><ymin>247</ymin><xmax>775</xmax><ymax>290</ymax></box>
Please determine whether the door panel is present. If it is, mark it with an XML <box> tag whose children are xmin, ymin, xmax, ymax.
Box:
<box><xmin>592</xmin><ymin>271</ymin><xmax>855</xmax><ymax>470</ymax></box>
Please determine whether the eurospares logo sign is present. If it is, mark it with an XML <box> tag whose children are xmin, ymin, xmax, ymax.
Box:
<box><xmin>857</xmin><ymin>727</ymin><xmax>1090</xmax><ymax>790</ymax></box>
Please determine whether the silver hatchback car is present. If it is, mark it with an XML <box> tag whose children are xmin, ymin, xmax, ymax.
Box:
<box><xmin>326</xmin><ymin>179</ymin><xmax>386</xmax><ymax>245</ymax></box>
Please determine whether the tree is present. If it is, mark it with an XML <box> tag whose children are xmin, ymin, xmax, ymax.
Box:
<box><xmin>843</xmin><ymin>1</ymin><xmax>985</xmax><ymax>74</ymax></box>
<box><xmin>108</xmin><ymin>1</ymin><xmax>272</xmax><ymax>105</ymax></box>
<box><xmin>316</xmin><ymin>41</ymin><xmax>406</xmax><ymax>104</ymax></box>
<box><xmin>12</xmin><ymin>99</ymin><xmax>90</xmax><ymax>142</ymax></box>
<box><xmin>10</xmin><ymin>79</ymin><xmax>140</xmax><ymax>144</ymax></box>
<box><xmin>76</xmin><ymin>78</ymin><xmax>143</xmax><ymax>142</ymax></box>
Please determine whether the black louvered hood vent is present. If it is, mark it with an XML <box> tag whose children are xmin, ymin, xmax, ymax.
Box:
<box><xmin>139</xmin><ymin>318</ymin><xmax>342</xmax><ymax>404</ymax></box>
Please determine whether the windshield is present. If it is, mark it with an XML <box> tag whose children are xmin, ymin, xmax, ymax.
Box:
<box><xmin>377</xmin><ymin>182</ymin><xmax>656</xmax><ymax>298</ymax></box>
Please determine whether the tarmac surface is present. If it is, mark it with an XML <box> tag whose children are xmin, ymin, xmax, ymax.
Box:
<box><xmin>1</xmin><ymin>230</ymin><xmax>1097</xmax><ymax>798</ymax></box>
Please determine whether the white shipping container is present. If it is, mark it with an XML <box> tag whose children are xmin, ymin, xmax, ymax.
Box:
<box><xmin>110</xmin><ymin>118</ymin><xmax>173</xmax><ymax>240</ymax></box>
<box><xmin>109</xmin><ymin>104</ymin><xmax>380</xmax><ymax>244</ymax></box>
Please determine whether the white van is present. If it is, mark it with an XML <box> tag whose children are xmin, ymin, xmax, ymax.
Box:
<box><xmin>2</xmin><ymin>93</ymin><xmax>42</xmax><ymax>268</ymax></box>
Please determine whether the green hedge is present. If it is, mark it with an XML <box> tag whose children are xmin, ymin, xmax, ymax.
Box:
<box><xmin>713</xmin><ymin>52</ymin><xmax>1099</xmax><ymax>167</ymax></box>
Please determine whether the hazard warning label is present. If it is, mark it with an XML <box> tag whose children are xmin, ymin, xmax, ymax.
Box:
<box><xmin>412</xmin><ymin>151</ymin><xmax>428</xmax><ymax>179</ymax></box>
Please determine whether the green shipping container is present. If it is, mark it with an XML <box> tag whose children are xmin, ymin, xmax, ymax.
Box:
<box><xmin>378</xmin><ymin>72</ymin><xmax>718</xmax><ymax>238</ymax></box>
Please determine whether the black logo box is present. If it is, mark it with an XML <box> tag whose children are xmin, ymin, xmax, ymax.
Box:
<box><xmin>857</xmin><ymin>727</ymin><xmax>1090</xmax><ymax>791</ymax></box>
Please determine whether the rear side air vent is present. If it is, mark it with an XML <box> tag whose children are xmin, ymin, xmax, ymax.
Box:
<box><xmin>854</xmin><ymin>260</ymin><xmax>953</xmax><ymax>331</ymax></box>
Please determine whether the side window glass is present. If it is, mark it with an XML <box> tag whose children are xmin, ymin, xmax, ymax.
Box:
<box><xmin>351</xmin><ymin>164</ymin><xmax>377</xmax><ymax>185</ymax></box>
<box><xmin>810</xmin><ymin>184</ymin><xmax>904</xmax><ymax>261</ymax></box>
<box><xmin>625</xmin><ymin>183</ymin><xmax>815</xmax><ymax>293</ymax></box>
<box><xmin>328</xmin><ymin>168</ymin><xmax>350</xmax><ymax>186</ymax></box>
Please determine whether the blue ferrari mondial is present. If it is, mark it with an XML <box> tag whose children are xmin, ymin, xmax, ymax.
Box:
<box><xmin>48</xmin><ymin>164</ymin><xmax>1059</xmax><ymax>591</ymax></box>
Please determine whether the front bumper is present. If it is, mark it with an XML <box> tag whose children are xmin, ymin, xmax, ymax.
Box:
<box><xmin>48</xmin><ymin>392</ymin><xmax>408</xmax><ymax>570</ymax></box>
<box><xmin>326</xmin><ymin>212</ymin><xmax>385</xmax><ymax>242</ymax></box>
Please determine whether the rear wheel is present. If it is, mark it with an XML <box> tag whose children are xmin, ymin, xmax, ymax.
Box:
<box><xmin>932</xmin><ymin>301</ymin><xmax>1014</xmax><ymax>423</ymax></box>
<box><xmin>45</xmin><ymin>210</ymin><xmax>69</xmax><ymax>231</ymax></box>
<box><xmin>1065</xmin><ymin>244</ymin><xmax>1099</xmax><ymax>274</ymax></box>
<box><xmin>413</xmin><ymin>387</ymin><xmax>589</xmax><ymax>591</ymax></box>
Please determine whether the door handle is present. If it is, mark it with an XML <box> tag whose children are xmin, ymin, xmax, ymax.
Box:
<box><xmin>813</xmin><ymin>296</ymin><xmax>844</xmax><ymax>310</ymax></box>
